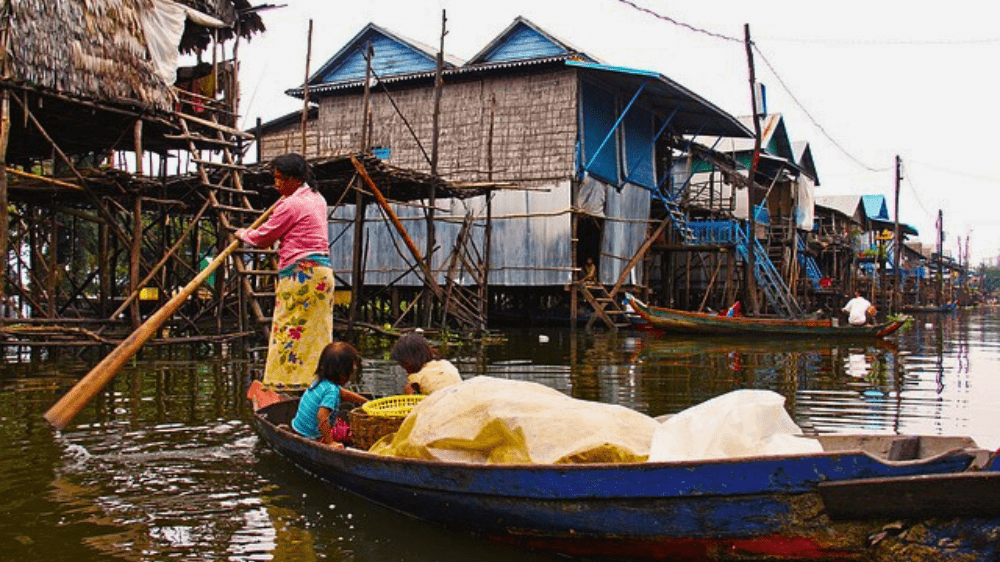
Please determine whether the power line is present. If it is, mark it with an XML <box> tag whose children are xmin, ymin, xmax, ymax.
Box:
<box><xmin>751</xmin><ymin>44</ymin><xmax>890</xmax><ymax>173</ymax></box>
<box><xmin>906</xmin><ymin>159</ymin><xmax>1000</xmax><ymax>184</ymax></box>
<box><xmin>757</xmin><ymin>36</ymin><xmax>1000</xmax><ymax>46</ymax></box>
<box><xmin>611</xmin><ymin>0</ymin><xmax>890</xmax><ymax>174</ymax></box>
<box><xmin>901</xmin><ymin>161</ymin><xmax>933</xmax><ymax>219</ymax></box>
<box><xmin>613</xmin><ymin>0</ymin><xmax>741</xmax><ymax>43</ymax></box>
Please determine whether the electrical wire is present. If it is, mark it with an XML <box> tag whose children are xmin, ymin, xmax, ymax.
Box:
<box><xmin>906</xmin><ymin>160</ymin><xmax>1000</xmax><ymax>184</ymax></box>
<box><xmin>756</xmin><ymin>36</ymin><xmax>1000</xmax><ymax>46</ymax></box>
<box><xmin>752</xmin><ymin>44</ymin><xmax>890</xmax><ymax>173</ymax></box>
<box><xmin>613</xmin><ymin>0</ymin><xmax>740</xmax><ymax>43</ymax></box>
<box><xmin>901</xmin><ymin>161</ymin><xmax>934</xmax><ymax>219</ymax></box>
<box><xmin>609</xmin><ymin>0</ymin><xmax>889</xmax><ymax>174</ymax></box>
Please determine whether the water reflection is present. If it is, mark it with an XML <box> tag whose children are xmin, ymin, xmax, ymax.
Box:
<box><xmin>2</xmin><ymin>308</ymin><xmax>1000</xmax><ymax>561</ymax></box>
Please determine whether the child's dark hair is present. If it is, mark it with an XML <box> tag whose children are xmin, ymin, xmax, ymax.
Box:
<box><xmin>316</xmin><ymin>341</ymin><xmax>361</xmax><ymax>385</ymax></box>
<box><xmin>390</xmin><ymin>333</ymin><xmax>441</xmax><ymax>373</ymax></box>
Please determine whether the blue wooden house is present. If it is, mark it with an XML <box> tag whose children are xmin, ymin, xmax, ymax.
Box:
<box><xmin>256</xmin><ymin>17</ymin><xmax>751</xmax><ymax>326</ymax></box>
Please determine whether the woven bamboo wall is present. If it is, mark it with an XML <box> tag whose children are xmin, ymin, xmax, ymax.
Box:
<box><xmin>260</xmin><ymin>69</ymin><xmax>579</xmax><ymax>187</ymax></box>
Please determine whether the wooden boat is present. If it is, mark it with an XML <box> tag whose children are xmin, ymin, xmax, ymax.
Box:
<box><xmin>629</xmin><ymin>296</ymin><xmax>906</xmax><ymax>338</ymax></box>
<box><xmin>253</xmin><ymin>399</ymin><xmax>1000</xmax><ymax>561</ymax></box>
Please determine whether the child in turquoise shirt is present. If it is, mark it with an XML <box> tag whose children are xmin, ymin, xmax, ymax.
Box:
<box><xmin>292</xmin><ymin>342</ymin><xmax>368</xmax><ymax>445</ymax></box>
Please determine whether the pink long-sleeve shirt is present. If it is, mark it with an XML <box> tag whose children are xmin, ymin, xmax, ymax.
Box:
<box><xmin>239</xmin><ymin>185</ymin><xmax>330</xmax><ymax>271</ymax></box>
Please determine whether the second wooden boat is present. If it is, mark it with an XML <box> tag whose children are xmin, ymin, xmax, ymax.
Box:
<box><xmin>628</xmin><ymin>296</ymin><xmax>906</xmax><ymax>338</ymax></box>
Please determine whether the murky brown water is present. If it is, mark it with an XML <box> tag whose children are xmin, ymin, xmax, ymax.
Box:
<box><xmin>2</xmin><ymin>306</ymin><xmax>999</xmax><ymax>561</ymax></box>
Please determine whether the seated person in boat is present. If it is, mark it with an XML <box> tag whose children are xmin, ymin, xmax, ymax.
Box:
<box><xmin>391</xmin><ymin>332</ymin><xmax>462</xmax><ymax>395</ymax></box>
<box><xmin>842</xmin><ymin>291</ymin><xmax>873</xmax><ymax>326</ymax></box>
<box><xmin>291</xmin><ymin>342</ymin><xmax>368</xmax><ymax>447</ymax></box>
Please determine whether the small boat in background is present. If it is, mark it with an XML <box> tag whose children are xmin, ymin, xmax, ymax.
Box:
<box><xmin>628</xmin><ymin>296</ymin><xmax>907</xmax><ymax>338</ymax></box>
<box><xmin>254</xmin><ymin>399</ymin><xmax>1000</xmax><ymax>561</ymax></box>
<box><xmin>902</xmin><ymin>300</ymin><xmax>958</xmax><ymax>313</ymax></box>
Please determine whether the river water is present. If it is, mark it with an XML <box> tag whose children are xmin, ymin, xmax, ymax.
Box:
<box><xmin>2</xmin><ymin>307</ymin><xmax>999</xmax><ymax>561</ymax></box>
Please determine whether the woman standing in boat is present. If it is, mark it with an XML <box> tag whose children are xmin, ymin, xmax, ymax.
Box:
<box><xmin>237</xmin><ymin>153</ymin><xmax>335</xmax><ymax>390</ymax></box>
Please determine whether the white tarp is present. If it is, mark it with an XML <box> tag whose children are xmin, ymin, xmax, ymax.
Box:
<box><xmin>648</xmin><ymin>389</ymin><xmax>823</xmax><ymax>462</ymax></box>
<box><xmin>371</xmin><ymin>376</ymin><xmax>660</xmax><ymax>464</ymax></box>
<box><xmin>141</xmin><ymin>0</ymin><xmax>225</xmax><ymax>85</ymax></box>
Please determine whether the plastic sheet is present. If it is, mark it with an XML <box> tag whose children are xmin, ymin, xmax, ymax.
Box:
<box><xmin>648</xmin><ymin>389</ymin><xmax>823</xmax><ymax>462</ymax></box>
<box><xmin>370</xmin><ymin>376</ymin><xmax>659</xmax><ymax>464</ymax></box>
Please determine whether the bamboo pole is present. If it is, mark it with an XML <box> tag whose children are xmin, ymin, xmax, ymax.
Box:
<box><xmin>43</xmin><ymin>202</ymin><xmax>278</xmax><ymax>430</ymax></box>
<box><xmin>301</xmin><ymin>19</ymin><xmax>312</xmax><ymax>155</ymax></box>
<box><xmin>1</xmin><ymin>89</ymin><xmax>9</xmax><ymax>323</ymax></box>
<box><xmin>744</xmin><ymin>24</ymin><xmax>761</xmax><ymax>315</ymax></box>
<box><xmin>349</xmin><ymin>156</ymin><xmax>446</xmax><ymax>302</ymax></box>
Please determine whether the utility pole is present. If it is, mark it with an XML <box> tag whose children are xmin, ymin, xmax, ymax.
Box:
<box><xmin>892</xmin><ymin>155</ymin><xmax>902</xmax><ymax>313</ymax></box>
<box><xmin>743</xmin><ymin>24</ymin><xmax>760</xmax><ymax>315</ymax></box>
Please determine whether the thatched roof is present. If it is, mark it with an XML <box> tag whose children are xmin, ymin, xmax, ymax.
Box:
<box><xmin>8</xmin><ymin>0</ymin><xmax>172</xmax><ymax>110</ymax></box>
<box><xmin>5</xmin><ymin>0</ymin><xmax>264</xmax><ymax>112</ymax></box>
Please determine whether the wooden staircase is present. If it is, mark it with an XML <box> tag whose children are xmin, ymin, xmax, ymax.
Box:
<box><xmin>174</xmin><ymin>109</ymin><xmax>274</xmax><ymax>339</ymax></box>
<box><xmin>440</xmin><ymin>214</ymin><xmax>488</xmax><ymax>331</ymax></box>
<box><xmin>579</xmin><ymin>282</ymin><xmax>632</xmax><ymax>331</ymax></box>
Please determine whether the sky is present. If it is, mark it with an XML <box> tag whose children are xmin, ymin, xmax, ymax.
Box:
<box><xmin>235</xmin><ymin>0</ymin><xmax>1000</xmax><ymax>266</ymax></box>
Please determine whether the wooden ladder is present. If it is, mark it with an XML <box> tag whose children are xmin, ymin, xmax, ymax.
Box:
<box><xmin>440</xmin><ymin>215</ymin><xmax>488</xmax><ymax>331</ymax></box>
<box><xmin>578</xmin><ymin>282</ymin><xmax>632</xmax><ymax>331</ymax></box>
<box><xmin>174</xmin><ymin>110</ymin><xmax>274</xmax><ymax>339</ymax></box>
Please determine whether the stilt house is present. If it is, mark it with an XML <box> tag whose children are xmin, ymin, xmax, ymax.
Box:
<box><xmin>256</xmin><ymin>17</ymin><xmax>750</xmax><ymax>328</ymax></box>
<box><xmin>0</xmin><ymin>0</ymin><xmax>267</xmax><ymax>349</ymax></box>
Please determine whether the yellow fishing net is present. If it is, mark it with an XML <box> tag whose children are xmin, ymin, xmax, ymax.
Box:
<box><xmin>369</xmin><ymin>376</ymin><xmax>658</xmax><ymax>464</ymax></box>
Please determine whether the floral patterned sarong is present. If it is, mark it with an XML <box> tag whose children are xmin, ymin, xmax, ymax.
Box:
<box><xmin>262</xmin><ymin>256</ymin><xmax>335</xmax><ymax>390</ymax></box>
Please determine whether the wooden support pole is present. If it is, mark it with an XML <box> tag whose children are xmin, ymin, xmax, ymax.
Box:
<box><xmin>349</xmin><ymin>45</ymin><xmax>374</xmax><ymax>333</ymax></box>
<box><xmin>47</xmin><ymin>210</ymin><xmax>57</xmax><ymax>318</ymax></box>
<box><xmin>0</xmin><ymin>88</ymin><xmax>9</xmax><ymax>323</ymax></box>
<box><xmin>99</xmin><ymin>221</ymin><xmax>110</xmax><ymax>317</ymax></box>
<box><xmin>483</xmin><ymin>94</ymin><xmax>495</xmax><ymax>326</ymax></box>
<box><xmin>744</xmin><ymin>24</ymin><xmax>761</xmax><ymax>315</ymax></box>
<box><xmin>134</xmin><ymin>120</ymin><xmax>143</xmax><ymax>175</ymax></box>
<box><xmin>349</xmin><ymin>156</ymin><xmax>444</xmax><ymax>301</ymax></box>
<box><xmin>892</xmin><ymin>155</ymin><xmax>902</xmax><ymax>313</ymax></box>
<box><xmin>130</xmin><ymin>195</ymin><xmax>142</xmax><ymax>328</ymax></box>
<box><xmin>425</xmin><ymin>9</ymin><xmax>446</xmax><ymax>327</ymax></box>
<box><xmin>301</xmin><ymin>19</ymin><xmax>313</xmax><ymax>156</ymax></box>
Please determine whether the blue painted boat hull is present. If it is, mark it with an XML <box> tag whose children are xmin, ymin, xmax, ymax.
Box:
<box><xmin>254</xmin><ymin>400</ymin><xmax>1000</xmax><ymax>561</ymax></box>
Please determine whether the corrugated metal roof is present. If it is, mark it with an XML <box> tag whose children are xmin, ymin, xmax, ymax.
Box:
<box><xmin>861</xmin><ymin>194</ymin><xmax>890</xmax><ymax>220</ymax></box>
<box><xmin>815</xmin><ymin>195</ymin><xmax>862</xmax><ymax>218</ymax></box>
<box><xmin>305</xmin><ymin>22</ymin><xmax>464</xmax><ymax>88</ymax></box>
<box><xmin>466</xmin><ymin>16</ymin><xmax>598</xmax><ymax>66</ymax></box>
<box><xmin>693</xmin><ymin>114</ymin><xmax>792</xmax><ymax>155</ymax></box>
<box><xmin>287</xmin><ymin>54</ymin><xmax>577</xmax><ymax>97</ymax></box>
<box><xmin>567</xmin><ymin>61</ymin><xmax>751</xmax><ymax>138</ymax></box>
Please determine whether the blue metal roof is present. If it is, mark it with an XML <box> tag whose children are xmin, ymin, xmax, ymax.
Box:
<box><xmin>567</xmin><ymin>60</ymin><xmax>751</xmax><ymax>138</ymax></box>
<box><xmin>861</xmin><ymin>194</ymin><xmax>890</xmax><ymax>220</ymax></box>
<box><xmin>307</xmin><ymin>23</ymin><xmax>462</xmax><ymax>87</ymax></box>
<box><xmin>466</xmin><ymin>16</ymin><xmax>595</xmax><ymax>65</ymax></box>
<box><xmin>475</xmin><ymin>23</ymin><xmax>567</xmax><ymax>63</ymax></box>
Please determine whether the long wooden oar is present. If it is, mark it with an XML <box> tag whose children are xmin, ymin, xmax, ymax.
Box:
<box><xmin>44</xmin><ymin>202</ymin><xmax>278</xmax><ymax>429</ymax></box>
